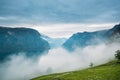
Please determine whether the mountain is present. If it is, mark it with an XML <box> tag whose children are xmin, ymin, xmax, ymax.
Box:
<box><xmin>106</xmin><ymin>24</ymin><xmax>120</xmax><ymax>42</ymax></box>
<box><xmin>0</xmin><ymin>27</ymin><xmax>50</xmax><ymax>61</ymax></box>
<box><xmin>41</xmin><ymin>34</ymin><xmax>66</xmax><ymax>49</ymax></box>
<box><xmin>32</xmin><ymin>60</ymin><xmax>120</xmax><ymax>80</ymax></box>
<box><xmin>63</xmin><ymin>24</ymin><xmax>120</xmax><ymax>51</ymax></box>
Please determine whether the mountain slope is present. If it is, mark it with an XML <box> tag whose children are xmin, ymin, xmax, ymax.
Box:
<box><xmin>63</xmin><ymin>24</ymin><xmax>120</xmax><ymax>51</ymax></box>
<box><xmin>0</xmin><ymin>27</ymin><xmax>50</xmax><ymax>61</ymax></box>
<box><xmin>32</xmin><ymin>60</ymin><xmax>120</xmax><ymax>80</ymax></box>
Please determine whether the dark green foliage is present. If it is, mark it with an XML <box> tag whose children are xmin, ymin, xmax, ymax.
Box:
<box><xmin>115</xmin><ymin>50</ymin><xmax>120</xmax><ymax>60</ymax></box>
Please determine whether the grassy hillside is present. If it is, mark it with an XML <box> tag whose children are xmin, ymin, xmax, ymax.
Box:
<box><xmin>32</xmin><ymin>60</ymin><xmax>120</xmax><ymax>80</ymax></box>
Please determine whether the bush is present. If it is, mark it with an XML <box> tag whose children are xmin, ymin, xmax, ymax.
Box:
<box><xmin>89</xmin><ymin>62</ymin><xmax>94</xmax><ymax>67</ymax></box>
<box><xmin>115</xmin><ymin>50</ymin><xmax>120</xmax><ymax>61</ymax></box>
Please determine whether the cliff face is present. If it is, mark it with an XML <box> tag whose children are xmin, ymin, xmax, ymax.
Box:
<box><xmin>63</xmin><ymin>24</ymin><xmax>120</xmax><ymax>51</ymax></box>
<box><xmin>0</xmin><ymin>27</ymin><xmax>50</xmax><ymax>61</ymax></box>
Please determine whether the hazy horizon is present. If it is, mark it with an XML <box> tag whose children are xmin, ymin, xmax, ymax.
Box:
<box><xmin>0</xmin><ymin>23</ymin><xmax>117</xmax><ymax>38</ymax></box>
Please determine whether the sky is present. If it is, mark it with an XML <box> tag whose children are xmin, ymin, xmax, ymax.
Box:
<box><xmin>0</xmin><ymin>0</ymin><xmax>120</xmax><ymax>38</ymax></box>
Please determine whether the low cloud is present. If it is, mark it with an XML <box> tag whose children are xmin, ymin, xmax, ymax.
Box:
<box><xmin>0</xmin><ymin>42</ymin><xmax>119</xmax><ymax>80</ymax></box>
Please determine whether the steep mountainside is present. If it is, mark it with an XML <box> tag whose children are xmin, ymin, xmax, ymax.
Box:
<box><xmin>63</xmin><ymin>24</ymin><xmax>120</xmax><ymax>51</ymax></box>
<box><xmin>0</xmin><ymin>27</ymin><xmax>50</xmax><ymax>61</ymax></box>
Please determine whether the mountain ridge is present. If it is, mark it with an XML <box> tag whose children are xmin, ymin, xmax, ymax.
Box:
<box><xmin>0</xmin><ymin>26</ymin><xmax>50</xmax><ymax>61</ymax></box>
<box><xmin>63</xmin><ymin>24</ymin><xmax>120</xmax><ymax>51</ymax></box>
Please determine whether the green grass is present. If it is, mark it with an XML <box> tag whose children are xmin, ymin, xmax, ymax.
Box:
<box><xmin>31</xmin><ymin>60</ymin><xmax>120</xmax><ymax>80</ymax></box>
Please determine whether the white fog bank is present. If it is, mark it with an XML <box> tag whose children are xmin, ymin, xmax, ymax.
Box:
<box><xmin>0</xmin><ymin>43</ymin><xmax>119</xmax><ymax>80</ymax></box>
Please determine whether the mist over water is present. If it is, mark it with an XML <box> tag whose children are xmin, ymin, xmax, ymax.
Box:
<box><xmin>0</xmin><ymin>42</ymin><xmax>119</xmax><ymax>80</ymax></box>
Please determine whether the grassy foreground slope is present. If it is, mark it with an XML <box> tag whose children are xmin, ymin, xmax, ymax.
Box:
<box><xmin>32</xmin><ymin>60</ymin><xmax>120</xmax><ymax>80</ymax></box>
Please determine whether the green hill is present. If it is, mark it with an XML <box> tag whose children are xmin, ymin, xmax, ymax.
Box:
<box><xmin>32</xmin><ymin>60</ymin><xmax>120</xmax><ymax>80</ymax></box>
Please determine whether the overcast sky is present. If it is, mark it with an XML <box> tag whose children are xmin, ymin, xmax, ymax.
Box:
<box><xmin>0</xmin><ymin>0</ymin><xmax>120</xmax><ymax>37</ymax></box>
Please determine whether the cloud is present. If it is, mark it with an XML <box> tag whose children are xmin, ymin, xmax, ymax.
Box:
<box><xmin>32</xmin><ymin>23</ymin><xmax>116</xmax><ymax>38</ymax></box>
<box><xmin>0</xmin><ymin>54</ymin><xmax>41</xmax><ymax>80</ymax></box>
<box><xmin>0</xmin><ymin>0</ymin><xmax>120</xmax><ymax>25</ymax></box>
<box><xmin>0</xmin><ymin>42</ymin><xmax>119</xmax><ymax>80</ymax></box>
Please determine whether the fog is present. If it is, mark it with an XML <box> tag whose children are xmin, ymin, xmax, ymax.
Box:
<box><xmin>0</xmin><ymin>43</ymin><xmax>119</xmax><ymax>80</ymax></box>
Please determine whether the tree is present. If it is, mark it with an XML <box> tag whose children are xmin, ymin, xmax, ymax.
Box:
<box><xmin>115</xmin><ymin>50</ymin><xmax>120</xmax><ymax>61</ymax></box>
<box><xmin>89</xmin><ymin>62</ymin><xmax>94</xmax><ymax>67</ymax></box>
<box><xmin>46</xmin><ymin>67</ymin><xmax>52</xmax><ymax>74</ymax></box>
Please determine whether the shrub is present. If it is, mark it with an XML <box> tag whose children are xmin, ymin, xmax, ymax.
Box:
<box><xmin>115</xmin><ymin>50</ymin><xmax>120</xmax><ymax>61</ymax></box>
